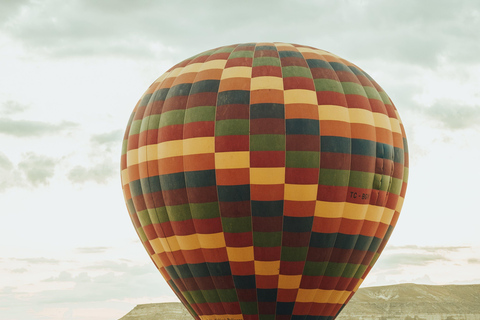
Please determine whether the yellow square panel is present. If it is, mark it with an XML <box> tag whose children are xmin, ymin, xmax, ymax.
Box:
<box><xmin>250</xmin><ymin>167</ymin><xmax>285</xmax><ymax>185</ymax></box>
<box><xmin>254</xmin><ymin>260</ymin><xmax>280</xmax><ymax>275</ymax></box>
<box><xmin>284</xmin><ymin>184</ymin><xmax>318</xmax><ymax>201</ymax></box>
<box><xmin>349</xmin><ymin>108</ymin><xmax>374</xmax><ymax>126</ymax></box>
<box><xmin>363</xmin><ymin>204</ymin><xmax>384</xmax><ymax>222</ymax></box>
<box><xmin>297</xmin><ymin>46</ymin><xmax>329</xmax><ymax>56</ymax></box>
<box><xmin>295</xmin><ymin>288</ymin><xmax>317</xmax><ymax>302</ymax></box>
<box><xmin>221</xmin><ymin>66</ymin><xmax>252</xmax><ymax>79</ymax></box>
<box><xmin>373</xmin><ymin>112</ymin><xmax>392</xmax><ymax>130</ymax></box>
<box><xmin>151</xmin><ymin>254</ymin><xmax>163</xmax><ymax>268</ymax></box>
<box><xmin>318</xmin><ymin>105</ymin><xmax>349</xmax><ymax>122</ymax></box>
<box><xmin>149</xmin><ymin>238</ymin><xmax>165</xmax><ymax>254</ymax></box>
<box><xmin>201</xmin><ymin>59</ymin><xmax>228</xmax><ymax>71</ymax></box>
<box><xmin>126</xmin><ymin>148</ymin><xmax>139</xmax><ymax>166</ymax></box>
<box><xmin>343</xmin><ymin>202</ymin><xmax>368</xmax><ymax>220</ymax></box>
<box><xmin>157</xmin><ymin>140</ymin><xmax>183</xmax><ymax>159</ymax></box>
<box><xmin>389</xmin><ymin>117</ymin><xmax>402</xmax><ymax>134</ymax></box>
<box><xmin>315</xmin><ymin>289</ymin><xmax>351</xmax><ymax>304</ymax></box>
<box><xmin>314</xmin><ymin>201</ymin><xmax>345</xmax><ymax>219</ymax></box>
<box><xmin>297</xmin><ymin>289</ymin><xmax>351</xmax><ymax>304</ymax></box>
<box><xmin>215</xmin><ymin>151</ymin><xmax>250</xmax><ymax>169</ymax></box>
<box><xmin>198</xmin><ymin>232</ymin><xmax>226</xmax><ymax>249</ymax></box>
<box><xmin>166</xmin><ymin>66</ymin><xmax>183</xmax><ymax>79</ymax></box>
<box><xmin>278</xmin><ymin>274</ymin><xmax>302</xmax><ymax>289</ymax></box>
<box><xmin>176</xmin><ymin>234</ymin><xmax>201</xmax><ymax>251</ymax></box>
<box><xmin>226</xmin><ymin>246</ymin><xmax>254</xmax><ymax>262</ymax></box>
<box><xmin>183</xmin><ymin>137</ymin><xmax>215</xmax><ymax>155</ymax></box>
<box><xmin>275</xmin><ymin>43</ymin><xmax>295</xmax><ymax>51</ymax></box>
<box><xmin>181</xmin><ymin>62</ymin><xmax>202</xmax><ymax>74</ymax></box>
<box><xmin>137</xmin><ymin>144</ymin><xmax>158</xmax><ymax>163</ymax></box>
<box><xmin>284</xmin><ymin>89</ymin><xmax>318</xmax><ymax>105</ymax></box>
<box><xmin>250</xmin><ymin>76</ymin><xmax>284</xmax><ymax>90</ymax></box>
<box><xmin>379</xmin><ymin>208</ymin><xmax>395</xmax><ymax>225</ymax></box>
<box><xmin>121</xmin><ymin>169</ymin><xmax>129</xmax><ymax>186</ymax></box>
<box><xmin>395</xmin><ymin>196</ymin><xmax>405</xmax><ymax>213</ymax></box>
<box><xmin>160</xmin><ymin>236</ymin><xmax>180</xmax><ymax>252</ymax></box>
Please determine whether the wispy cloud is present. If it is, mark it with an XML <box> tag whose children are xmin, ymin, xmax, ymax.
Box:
<box><xmin>389</xmin><ymin>245</ymin><xmax>470</xmax><ymax>252</ymax></box>
<box><xmin>3</xmin><ymin>0</ymin><xmax>479</xmax><ymax>68</ymax></box>
<box><xmin>468</xmin><ymin>258</ymin><xmax>480</xmax><ymax>264</ymax></box>
<box><xmin>67</xmin><ymin>160</ymin><xmax>117</xmax><ymax>184</ymax></box>
<box><xmin>33</xmin><ymin>262</ymin><xmax>170</xmax><ymax>304</ymax></box>
<box><xmin>91</xmin><ymin>130</ymin><xmax>123</xmax><ymax>146</ymax></box>
<box><xmin>0</xmin><ymin>0</ymin><xmax>30</xmax><ymax>22</ymax></box>
<box><xmin>10</xmin><ymin>268</ymin><xmax>28</xmax><ymax>274</ymax></box>
<box><xmin>17</xmin><ymin>153</ymin><xmax>56</xmax><ymax>186</ymax></box>
<box><xmin>424</xmin><ymin>101</ymin><xmax>480</xmax><ymax>130</ymax></box>
<box><xmin>0</xmin><ymin>118</ymin><xmax>78</xmax><ymax>138</ymax></box>
<box><xmin>14</xmin><ymin>257</ymin><xmax>62</xmax><ymax>265</ymax></box>
<box><xmin>0</xmin><ymin>100</ymin><xmax>29</xmax><ymax>115</ymax></box>
<box><xmin>0</xmin><ymin>152</ymin><xmax>23</xmax><ymax>191</ymax></box>
<box><xmin>375</xmin><ymin>245</ymin><xmax>469</xmax><ymax>270</ymax></box>
<box><xmin>75</xmin><ymin>247</ymin><xmax>110</xmax><ymax>254</ymax></box>
<box><xmin>0</xmin><ymin>152</ymin><xmax>61</xmax><ymax>191</ymax></box>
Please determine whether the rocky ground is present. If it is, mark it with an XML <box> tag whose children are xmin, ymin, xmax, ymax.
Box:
<box><xmin>119</xmin><ymin>284</ymin><xmax>480</xmax><ymax>320</ymax></box>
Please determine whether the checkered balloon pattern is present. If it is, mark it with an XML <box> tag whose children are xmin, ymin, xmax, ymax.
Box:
<box><xmin>120</xmin><ymin>43</ymin><xmax>408</xmax><ymax>320</ymax></box>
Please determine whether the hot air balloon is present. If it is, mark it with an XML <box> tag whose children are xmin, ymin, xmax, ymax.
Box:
<box><xmin>120</xmin><ymin>42</ymin><xmax>408</xmax><ymax>320</ymax></box>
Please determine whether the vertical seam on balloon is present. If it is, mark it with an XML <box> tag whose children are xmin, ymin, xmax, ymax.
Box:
<box><xmin>280</xmin><ymin>43</ymin><xmax>322</xmax><ymax>320</ymax></box>
<box><xmin>182</xmin><ymin>46</ymin><xmax>233</xmax><ymax>317</ymax></box>
<box><xmin>290</xmin><ymin>48</ymin><xmax>335</xmax><ymax>320</ymax></box>
<box><xmin>273</xmin><ymin>41</ymin><xmax>287</xmax><ymax>319</ymax></box>
<box><xmin>134</xmin><ymin>88</ymin><xmax>162</xmax><ymax>250</ymax></box>
<box><xmin>336</xmin><ymin>65</ymin><xmax>377</xmax><ymax>305</ymax></box>
<box><xmin>149</xmin><ymin>67</ymin><xmax>201</xmax><ymax>319</ymax></box>
<box><xmin>335</xmin><ymin>65</ymin><xmax>387</xmax><ymax>315</ymax></box>
<box><xmin>308</xmin><ymin>53</ymin><xmax>353</xmax><ymax>319</ymax></box>
<box><xmin>125</xmin><ymin>79</ymin><xmax>197</xmax><ymax>314</ymax></box>
<box><xmin>146</xmin><ymin>77</ymin><xmax>201</xmax><ymax>318</ymax></box>
<box><xmin>356</xmin><ymin>79</ymin><xmax>400</xmax><ymax>294</ymax></box>
<box><xmin>159</xmin><ymin>58</ymin><xmax>216</xmax><ymax>317</ymax></box>
<box><xmin>358</xmin><ymin>98</ymin><xmax>409</xmax><ymax>291</ymax></box>
<box><xmin>190</xmin><ymin>46</ymin><xmax>242</xmax><ymax>314</ymax></box>
<box><xmin>273</xmin><ymin>41</ymin><xmax>286</xmax><ymax>320</ymax></box>
<box><xmin>249</xmin><ymin>42</ymin><xmax>262</xmax><ymax>320</ymax></box>
<box><xmin>213</xmin><ymin>43</ymin><xmax>248</xmax><ymax>319</ymax></box>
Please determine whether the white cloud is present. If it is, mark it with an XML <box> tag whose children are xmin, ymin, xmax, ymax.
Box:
<box><xmin>67</xmin><ymin>160</ymin><xmax>117</xmax><ymax>184</ymax></box>
<box><xmin>0</xmin><ymin>118</ymin><xmax>78</xmax><ymax>137</ymax></box>
<box><xmin>0</xmin><ymin>152</ymin><xmax>22</xmax><ymax>191</ymax></box>
<box><xmin>90</xmin><ymin>130</ymin><xmax>123</xmax><ymax>147</ymax></box>
<box><xmin>14</xmin><ymin>257</ymin><xmax>61</xmax><ymax>265</ymax></box>
<box><xmin>75</xmin><ymin>247</ymin><xmax>110</xmax><ymax>254</ymax></box>
<box><xmin>2</xmin><ymin>0</ymin><xmax>478</xmax><ymax>68</ymax></box>
<box><xmin>17</xmin><ymin>153</ymin><xmax>57</xmax><ymax>186</ymax></box>
<box><xmin>1</xmin><ymin>100</ymin><xmax>29</xmax><ymax>115</ymax></box>
<box><xmin>424</xmin><ymin>100</ymin><xmax>480</xmax><ymax>130</ymax></box>
<box><xmin>10</xmin><ymin>268</ymin><xmax>28</xmax><ymax>274</ymax></box>
<box><xmin>365</xmin><ymin>246</ymin><xmax>480</xmax><ymax>287</ymax></box>
<box><xmin>22</xmin><ymin>261</ymin><xmax>172</xmax><ymax>305</ymax></box>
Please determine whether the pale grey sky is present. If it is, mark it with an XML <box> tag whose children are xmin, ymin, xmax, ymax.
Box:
<box><xmin>1</xmin><ymin>1</ymin><xmax>479</xmax><ymax>319</ymax></box>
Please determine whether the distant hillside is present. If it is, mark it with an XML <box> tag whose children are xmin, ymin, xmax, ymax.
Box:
<box><xmin>119</xmin><ymin>302</ymin><xmax>190</xmax><ymax>320</ymax></box>
<box><xmin>119</xmin><ymin>283</ymin><xmax>480</xmax><ymax>320</ymax></box>
<box><xmin>338</xmin><ymin>283</ymin><xmax>480</xmax><ymax>319</ymax></box>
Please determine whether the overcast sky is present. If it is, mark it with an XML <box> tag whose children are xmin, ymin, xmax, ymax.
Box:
<box><xmin>1</xmin><ymin>1</ymin><xmax>480</xmax><ymax>319</ymax></box>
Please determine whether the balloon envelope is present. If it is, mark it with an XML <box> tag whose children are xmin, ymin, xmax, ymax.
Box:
<box><xmin>120</xmin><ymin>42</ymin><xmax>408</xmax><ymax>320</ymax></box>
